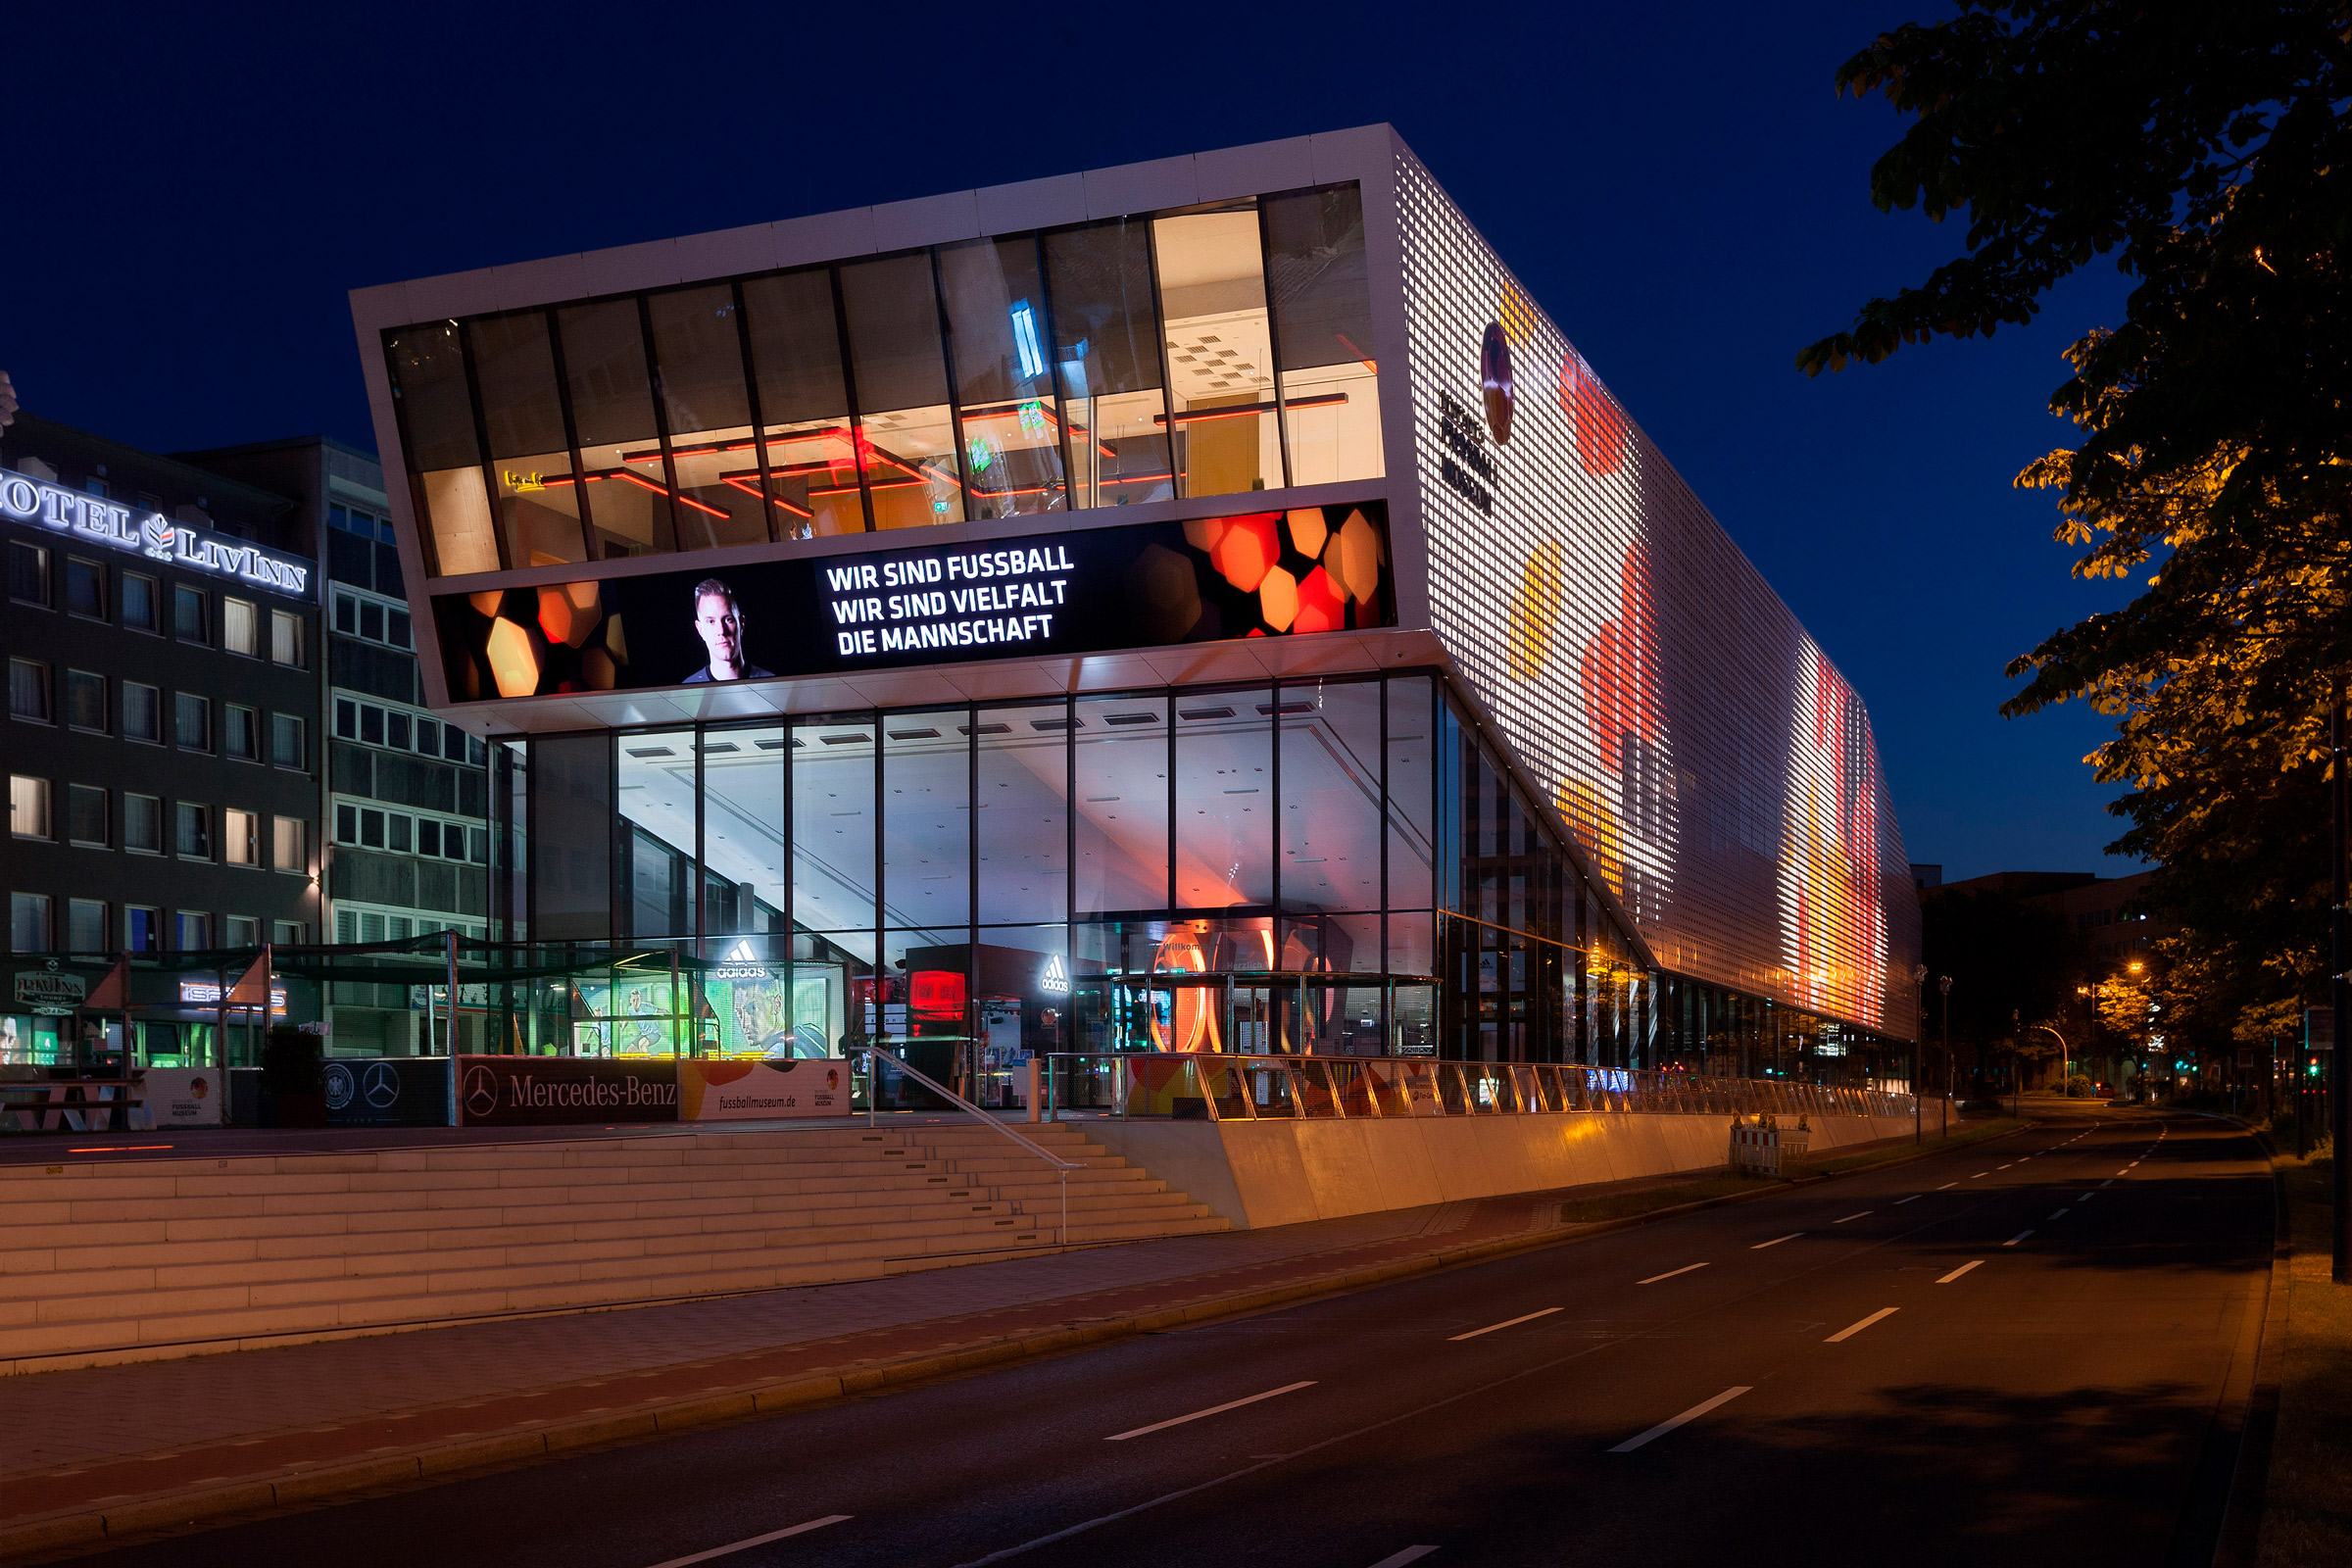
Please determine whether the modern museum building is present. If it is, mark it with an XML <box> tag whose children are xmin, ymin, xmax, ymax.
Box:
<box><xmin>349</xmin><ymin>125</ymin><xmax>1922</xmax><ymax>1089</ymax></box>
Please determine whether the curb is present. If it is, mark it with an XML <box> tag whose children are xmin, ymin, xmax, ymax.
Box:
<box><xmin>0</xmin><ymin>1119</ymin><xmax>2021</xmax><ymax>1562</ymax></box>
<box><xmin>2211</xmin><ymin>1117</ymin><xmax>2296</xmax><ymax>1568</ymax></box>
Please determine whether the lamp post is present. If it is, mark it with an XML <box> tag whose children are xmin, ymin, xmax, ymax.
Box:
<box><xmin>1912</xmin><ymin>964</ymin><xmax>1929</xmax><ymax>1144</ymax></box>
<box><xmin>2034</xmin><ymin>1024</ymin><xmax>2068</xmax><ymax>1109</ymax></box>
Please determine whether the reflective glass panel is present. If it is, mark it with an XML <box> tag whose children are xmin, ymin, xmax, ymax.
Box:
<box><xmin>1075</xmin><ymin>694</ymin><xmax>1168</xmax><ymax>917</ymax></box>
<box><xmin>616</xmin><ymin>730</ymin><xmax>696</xmax><ymax>941</ymax></box>
<box><xmin>882</xmin><ymin>712</ymin><xmax>969</xmax><ymax>934</ymax></box>
<box><xmin>649</xmin><ymin>284</ymin><xmax>769</xmax><ymax>551</ymax></box>
<box><xmin>534</xmin><ymin>733</ymin><xmax>612</xmax><ymax>941</ymax></box>
<box><xmin>1044</xmin><ymin>219</ymin><xmax>1176</xmax><ymax>509</ymax></box>
<box><xmin>1262</xmin><ymin>184</ymin><xmax>1384</xmax><ymax>484</ymax></box>
<box><xmin>976</xmin><ymin>704</ymin><xmax>1067</xmax><ymax>925</ymax></box>
<box><xmin>1279</xmin><ymin>679</ymin><xmax>1381</xmax><ymax>913</ymax></box>
<box><xmin>939</xmin><ymin>236</ymin><xmax>1065</xmax><ymax>518</ymax></box>
<box><xmin>792</xmin><ymin>718</ymin><xmax>876</xmax><ymax>958</ymax></box>
<box><xmin>560</xmin><ymin>299</ymin><xmax>674</xmax><ymax>558</ymax></box>
<box><xmin>839</xmin><ymin>253</ymin><xmax>963</xmax><ymax>529</ymax></box>
<box><xmin>742</xmin><ymin>268</ymin><xmax>863</xmax><ymax>539</ymax></box>
<box><xmin>386</xmin><ymin>323</ymin><xmax>497</xmax><ymax>575</ymax></box>
<box><xmin>1174</xmin><ymin>690</ymin><xmax>1271</xmax><ymax>908</ymax></box>
<box><xmin>699</xmin><ymin>726</ymin><xmax>784</xmax><ymax>942</ymax></box>
<box><xmin>1152</xmin><ymin>205</ymin><xmax>1281</xmax><ymax>497</ymax></box>
<box><xmin>1387</xmin><ymin>676</ymin><xmax>1436</xmax><ymax>910</ymax></box>
<box><xmin>473</xmin><ymin>311</ymin><xmax>586</xmax><ymax>567</ymax></box>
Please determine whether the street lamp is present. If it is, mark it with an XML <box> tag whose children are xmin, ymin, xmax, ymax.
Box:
<box><xmin>2034</xmin><ymin>1023</ymin><xmax>2068</xmax><ymax>1102</ymax></box>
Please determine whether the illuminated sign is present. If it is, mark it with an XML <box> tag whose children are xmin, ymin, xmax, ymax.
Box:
<box><xmin>177</xmin><ymin>981</ymin><xmax>290</xmax><ymax>1013</ymax></box>
<box><xmin>910</xmin><ymin>969</ymin><xmax>967</xmax><ymax>1017</ymax></box>
<box><xmin>0</xmin><ymin>467</ymin><xmax>312</xmax><ymax>599</ymax></box>
<box><xmin>1039</xmin><ymin>955</ymin><xmax>1070</xmax><ymax>996</ymax></box>
<box><xmin>710</xmin><ymin>939</ymin><xmax>772</xmax><ymax>982</ymax></box>
<box><xmin>434</xmin><ymin>502</ymin><xmax>1393</xmax><ymax>701</ymax></box>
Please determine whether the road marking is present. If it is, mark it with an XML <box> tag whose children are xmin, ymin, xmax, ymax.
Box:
<box><xmin>1367</xmin><ymin>1550</ymin><xmax>1440</xmax><ymax>1568</ymax></box>
<box><xmin>1105</xmin><ymin>1382</ymin><xmax>1316</xmax><ymax>1441</ymax></box>
<box><xmin>1834</xmin><ymin>1211</ymin><xmax>1872</xmax><ymax>1224</ymax></box>
<box><xmin>1972</xmin><ymin>1172</ymin><xmax>1989</xmax><ymax>1179</ymax></box>
<box><xmin>1752</xmin><ymin>1233</ymin><xmax>1801</xmax><ymax>1250</ymax></box>
<box><xmin>1894</xmin><ymin>1195</ymin><xmax>1922</xmax><ymax>1204</ymax></box>
<box><xmin>2079</xmin><ymin>1193</ymin><xmax>2096</xmax><ymax>1201</ymax></box>
<box><xmin>2048</xmin><ymin>1208</ymin><xmax>2071</xmax><ymax>1219</ymax></box>
<box><xmin>1997</xmin><ymin>1164</ymin><xmax>2013</xmax><ymax>1170</ymax></box>
<box><xmin>1825</xmin><ymin>1307</ymin><xmax>1899</xmax><ymax>1344</ymax></box>
<box><xmin>2101</xmin><ymin>1178</ymin><xmax>2116</xmax><ymax>1186</ymax></box>
<box><xmin>2003</xmin><ymin>1230</ymin><xmax>2034</xmax><ymax>1247</ymax></box>
<box><xmin>646</xmin><ymin>1516</ymin><xmax>853</xmax><ymax>1567</ymax></box>
<box><xmin>1937</xmin><ymin>1260</ymin><xmax>1984</xmax><ymax>1284</ymax></box>
<box><xmin>1638</xmin><ymin>1262</ymin><xmax>1711</xmax><ymax>1285</ymax></box>
<box><xmin>1448</xmin><ymin>1307</ymin><xmax>1563</xmax><ymax>1341</ymax></box>
<box><xmin>1937</xmin><ymin>1182</ymin><xmax>1958</xmax><ymax>1190</ymax></box>
<box><xmin>1608</xmin><ymin>1386</ymin><xmax>1752</xmax><ymax>1452</ymax></box>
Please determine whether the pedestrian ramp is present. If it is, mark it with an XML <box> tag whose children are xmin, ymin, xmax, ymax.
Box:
<box><xmin>0</xmin><ymin>1122</ymin><xmax>1224</xmax><ymax>1375</ymax></box>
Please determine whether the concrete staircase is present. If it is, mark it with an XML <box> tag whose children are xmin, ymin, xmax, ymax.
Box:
<box><xmin>0</xmin><ymin>1122</ymin><xmax>1226</xmax><ymax>1374</ymax></box>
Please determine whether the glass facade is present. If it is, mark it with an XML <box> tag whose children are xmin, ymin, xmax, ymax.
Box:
<box><xmin>385</xmin><ymin>185</ymin><xmax>1386</xmax><ymax>577</ymax></box>
<box><xmin>499</xmin><ymin>670</ymin><xmax>1906</xmax><ymax>1088</ymax></box>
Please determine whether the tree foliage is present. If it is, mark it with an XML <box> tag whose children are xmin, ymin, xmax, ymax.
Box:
<box><xmin>1918</xmin><ymin>887</ymin><xmax>2084</xmax><ymax>1079</ymax></box>
<box><xmin>1809</xmin><ymin>2</ymin><xmax>2352</xmax><ymax>1051</ymax></box>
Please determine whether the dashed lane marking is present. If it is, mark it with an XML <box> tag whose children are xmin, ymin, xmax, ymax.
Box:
<box><xmin>1105</xmin><ymin>1382</ymin><xmax>1316</xmax><ymax>1442</ymax></box>
<box><xmin>1834</xmin><ymin>1212</ymin><xmax>1871</xmax><ymax>1224</ymax></box>
<box><xmin>1894</xmin><ymin>1195</ymin><xmax>1922</xmax><ymax>1205</ymax></box>
<box><xmin>1826</xmin><ymin>1308</ymin><xmax>1900</xmax><ymax>1344</ymax></box>
<box><xmin>1752</xmin><ymin>1234</ymin><xmax>1801</xmax><ymax>1250</ymax></box>
<box><xmin>1608</xmin><ymin>1386</ymin><xmax>1752</xmax><ymax>1452</ymax></box>
<box><xmin>646</xmin><ymin>1516</ymin><xmax>854</xmax><ymax>1568</ymax></box>
<box><xmin>1448</xmin><ymin>1307</ymin><xmax>1563</xmax><ymax>1342</ymax></box>
<box><xmin>1367</xmin><ymin>1549</ymin><xmax>1441</xmax><ymax>1567</ymax></box>
<box><xmin>1637</xmin><ymin>1263</ymin><xmax>1711</xmax><ymax>1286</ymax></box>
<box><xmin>2003</xmin><ymin>1230</ymin><xmax>2034</xmax><ymax>1247</ymax></box>
<box><xmin>1937</xmin><ymin>1260</ymin><xmax>1984</xmax><ymax>1284</ymax></box>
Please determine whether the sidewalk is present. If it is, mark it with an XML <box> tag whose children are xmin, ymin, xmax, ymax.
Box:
<box><xmin>0</xmin><ymin>1120</ymin><xmax>2001</xmax><ymax>1559</ymax></box>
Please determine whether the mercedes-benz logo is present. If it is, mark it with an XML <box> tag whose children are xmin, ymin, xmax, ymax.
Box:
<box><xmin>463</xmin><ymin>1064</ymin><xmax>499</xmax><ymax>1121</ymax></box>
<box><xmin>323</xmin><ymin>1062</ymin><xmax>355</xmax><ymax>1112</ymax></box>
<box><xmin>362</xmin><ymin>1060</ymin><xmax>401</xmax><ymax>1110</ymax></box>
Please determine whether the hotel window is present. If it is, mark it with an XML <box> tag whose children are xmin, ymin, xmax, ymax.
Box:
<box><xmin>387</xmin><ymin>710</ymin><xmax>411</xmax><ymax>751</ymax></box>
<box><xmin>839</xmin><ymin>252</ymin><xmax>964</xmax><ymax>529</ymax></box>
<box><xmin>225</xmin><ymin>704</ymin><xmax>259</xmax><ymax>761</ymax></box>
<box><xmin>9</xmin><ymin>775</ymin><xmax>50</xmax><ymax>839</ymax></box>
<box><xmin>68</xmin><ymin>900</ymin><xmax>107</xmax><ymax>955</ymax></box>
<box><xmin>386</xmin><ymin>608</ymin><xmax>410</xmax><ymax>649</ymax></box>
<box><xmin>1045</xmin><ymin>219</ymin><xmax>1177</xmax><ymax>509</ymax></box>
<box><xmin>360</xmin><ymin>808</ymin><xmax>384</xmax><ymax>848</ymax></box>
<box><xmin>360</xmin><ymin>600</ymin><xmax>383</xmax><ymax>641</ymax></box>
<box><xmin>741</xmin><ymin>267</ymin><xmax>862</xmax><ymax>538</ymax></box>
<box><xmin>939</xmin><ymin>236</ymin><xmax>1066</xmax><ymax>519</ymax></box>
<box><xmin>122</xmin><ymin>681</ymin><xmax>160</xmax><ymax>743</ymax></box>
<box><xmin>335</xmin><ymin>698</ymin><xmax>358</xmax><ymax>740</ymax></box>
<box><xmin>1152</xmin><ymin>203</ymin><xmax>1283</xmax><ymax>497</ymax></box>
<box><xmin>124</xmin><ymin>905</ymin><xmax>161</xmax><ymax>952</ymax></box>
<box><xmin>174</xmin><ymin>910</ymin><xmax>212</xmax><ymax>951</ymax></box>
<box><xmin>122</xmin><ymin>570</ymin><xmax>158</xmax><ymax>630</ymax></box>
<box><xmin>647</xmin><ymin>281</ymin><xmax>768</xmax><ymax>551</ymax></box>
<box><xmin>1262</xmin><ymin>185</ymin><xmax>1384</xmax><ymax>485</ymax></box>
<box><xmin>225</xmin><ymin>915</ymin><xmax>260</xmax><ymax>949</ymax></box>
<box><xmin>274</xmin><ymin>920</ymin><xmax>306</xmax><ymax>945</ymax></box>
<box><xmin>272</xmin><ymin>816</ymin><xmax>307</xmax><ymax>873</ymax></box>
<box><xmin>384</xmin><ymin>321</ymin><xmax>497</xmax><ymax>576</ymax></box>
<box><xmin>223</xmin><ymin>595</ymin><xmax>260</xmax><ymax>656</ymax></box>
<box><xmin>66</xmin><ymin>557</ymin><xmax>107</xmax><ymax>620</ymax></box>
<box><xmin>360</xmin><ymin>704</ymin><xmax>384</xmax><ymax>745</ymax></box>
<box><xmin>416</xmin><ymin>716</ymin><xmax>441</xmax><ymax>757</ymax></box>
<box><xmin>173</xmin><ymin>584</ymin><xmax>208</xmax><ymax>642</ymax></box>
<box><xmin>223</xmin><ymin>808</ymin><xmax>260</xmax><ymax>866</ymax></box>
<box><xmin>124</xmin><ymin>794</ymin><xmax>162</xmax><ymax>854</ymax></box>
<box><xmin>473</xmin><ymin>309</ymin><xmax>586</xmax><ymax>569</ymax></box>
<box><xmin>10</xmin><ymin>893</ymin><xmax>51</xmax><ymax>954</ymax></box>
<box><xmin>68</xmin><ymin>785</ymin><xmax>108</xmax><ymax>848</ymax></box>
<box><xmin>470</xmin><ymin>827</ymin><xmax>487</xmax><ymax>864</ymax></box>
<box><xmin>335</xmin><ymin>803</ymin><xmax>357</xmax><ymax>843</ymax></box>
<box><xmin>9</xmin><ymin>658</ymin><xmax>50</xmax><ymax>722</ymax></box>
<box><xmin>388</xmin><ymin>812</ymin><xmax>412</xmax><ymax>852</ymax></box>
<box><xmin>175</xmin><ymin>693</ymin><xmax>212</xmax><ymax>752</ymax></box>
<box><xmin>66</xmin><ymin>670</ymin><xmax>107</xmax><ymax>733</ymax></box>
<box><xmin>334</xmin><ymin>593</ymin><xmax>356</xmax><ymax>634</ymax></box>
<box><xmin>176</xmin><ymin>802</ymin><xmax>212</xmax><ymax>859</ymax></box>
<box><xmin>270</xmin><ymin>608</ymin><xmax>305</xmax><ymax>667</ymax></box>
<box><xmin>560</xmin><ymin>297</ymin><xmax>674</xmax><ymax>559</ymax></box>
<box><xmin>417</xmin><ymin>818</ymin><xmax>442</xmax><ymax>858</ymax></box>
<box><xmin>8</xmin><ymin>540</ymin><xmax>49</xmax><ymax>607</ymax></box>
<box><xmin>272</xmin><ymin>712</ymin><xmax>306</xmax><ymax>769</ymax></box>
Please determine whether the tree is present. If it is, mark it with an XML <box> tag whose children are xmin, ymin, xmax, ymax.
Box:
<box><xmin>1806</xmin><ymin>2</ymin><xmax>2352</xmax><ymax>1047</ymax></box>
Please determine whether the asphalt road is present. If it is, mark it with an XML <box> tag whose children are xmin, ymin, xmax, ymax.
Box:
<box><xmin>75</xmin><ymin>1108</ymin><xmax>2271</xmax><ymax>1568</ymax></box>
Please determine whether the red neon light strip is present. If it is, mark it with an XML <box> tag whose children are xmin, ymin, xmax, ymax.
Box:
<box><xmin>68</xmin><ymin>1145</ymin><xmax>173</xmax><ymax>1152</ymax></box>
<box><xmin>719</xmin><ymin>474</ymin><xmax>816</xmax><ymax>518</ymax></box>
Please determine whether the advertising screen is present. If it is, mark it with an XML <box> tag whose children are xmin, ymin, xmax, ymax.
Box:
<box><xmin>432</xmin><ymin>502</ymin><xmax>1391</xmax><ymax>700</ymax></box>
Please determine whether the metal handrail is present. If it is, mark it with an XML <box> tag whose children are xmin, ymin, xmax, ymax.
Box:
<box><xmin>862</xmin><ymin>1043</ymin><xmax>1084</xmax><ymax>1245</ymax></box>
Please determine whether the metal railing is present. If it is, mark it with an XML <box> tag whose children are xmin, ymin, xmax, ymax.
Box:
<box><xmin>860</xmin><ymin>1043</ymin><xmax>1085</xmax><ymax>1244</ymax></box>
<box><xmin>1030</xmin><ymin>1054</ymin><xmax>1914</xmax><ymax>1124</ymax></box>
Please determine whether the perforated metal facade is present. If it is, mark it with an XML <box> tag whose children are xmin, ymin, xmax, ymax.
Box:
<box><xmin>1393</xmin><ymin>147</ymin><xmax>1919</xmax><ymax>1043</ymax></box>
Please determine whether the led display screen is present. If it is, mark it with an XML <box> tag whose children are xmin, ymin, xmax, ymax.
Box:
<box><xmin>432</xmin><ymin>502</ymin><xmax>1392</xmax><ymax>700</ymax></box>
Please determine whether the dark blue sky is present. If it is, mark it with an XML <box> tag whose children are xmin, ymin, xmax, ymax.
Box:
<box><xmin>6</xmin><ymin>2</ymin><xmax>2136</xmax><ymax>881</ymax></box>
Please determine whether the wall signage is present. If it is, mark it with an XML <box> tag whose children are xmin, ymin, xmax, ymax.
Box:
<box><xmin>0</xmin><ymin>467</ymin><xmax>312</xmax><ymax>599</ymax></box>
<box><xmin>177</xmin><ymin>980</ymin><xmax>289</xmax><ymax>1013</ymax></box>
<box><xmin>322</xmin><ymin>1057</ymin><xmax>451</xmax><ymax>1127</ymax></box>
<box><xmin>457</xmin><ymin>1054</ymin><xmax>680</xmax><ymax>1124</ymax></box>
<box><xmin>12</xmin><ymin>968</ymin><xmax>86</xmax><ymax>1010</ymax></box>
<box><xmin>434</xmin><ymin>502</ymin><xmax>1392</xmax><ymax>701</ymax></box>
<box><xmin>1436</xmin><ymin>394</ymin><xmax>1495</xmax><ymax>515</ymax></box>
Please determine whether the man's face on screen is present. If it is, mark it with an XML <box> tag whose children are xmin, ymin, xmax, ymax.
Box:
<box><xmin>696</xmin><ymin>592</ymin><xmax>744</xmax><ymax>673</ymax></box>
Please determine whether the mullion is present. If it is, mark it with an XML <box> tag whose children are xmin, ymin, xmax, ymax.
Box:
<box><xmin>726</xmin><ymin>279</ymin><xmax>783</xmax><ymax>545</ymax></box>
<box><xmin>827</xmin><ymin>265</ymin><xmax>878</xmax><ymax>533</ymax></box>
<box><xmin>538</xmin><ymin>307</ymin><xmax>598</xmax><ymax>563</ymax></box>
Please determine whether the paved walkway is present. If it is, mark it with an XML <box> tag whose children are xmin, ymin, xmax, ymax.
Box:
<box><xmin>0</xmin><ymin>1184</ymin><xmax>1575</xmax><ymax>1535</ymax></box>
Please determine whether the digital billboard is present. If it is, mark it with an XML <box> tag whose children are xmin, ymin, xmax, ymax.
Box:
<box><xmin>432</xmin><ymin>502</ymin><xmax>1392</xmax><ymax>700</ymax></box>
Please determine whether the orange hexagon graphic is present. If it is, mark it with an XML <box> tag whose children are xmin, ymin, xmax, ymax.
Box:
<box><xmin>1286</xmin><ymin>508</ymin><xmax>1328</xmax><ymax>559</ymax></box>
<box><xmin>1208</xmin><ymin>512</ymin><xmax>1281</xmax><ymax>593</ymax></box>
<box><xmin>1293</xmin><ymin>565</ymin><xmax>1345</xmax><ymax>634</ymax></box>
<box><xmin>485</xmin><ymin>616</ymin><xmax>542</xmax><ymax>698</ymax></box>
<box><xmin>1257</xmin><ymin>565</ymin><xmax>1299</xmax><ymax>631</ymax></box>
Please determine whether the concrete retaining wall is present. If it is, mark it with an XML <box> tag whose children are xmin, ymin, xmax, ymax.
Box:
<box><xmin>1086</xmin><ymin>1110</ymin><xmax>1925</xmax><ymax>1229</ymax></box>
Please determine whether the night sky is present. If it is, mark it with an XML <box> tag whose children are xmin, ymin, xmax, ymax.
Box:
<box><xmin>6</xmin><ymin>2</ymin><xmax>2137</xmax><ymax>882</ymax></box>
